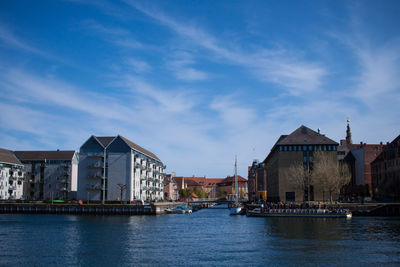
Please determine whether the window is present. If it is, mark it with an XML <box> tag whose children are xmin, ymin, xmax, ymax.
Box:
<box><xmin>284</xmin><ymin>146</ymin><xmax>287</xmax><ymax>151</ymax></box>
<box><xmin>309</xmin><ymin>145</ymin><xmax>313</xmax><ymax>151</ymax></box>
<box><xmin>279</xmin><ymin>146</ymin><xmax>282</xmax><ymax>151</ymax></box>
<box><xmin>288</xmin><ymin>146</ymin><xmax>292</xmax><ymax>151</ymax></box>
<box><xmin>293</xmin><ymin>146</ymin><xmax>297</xmax><ymax>151</ymax></box>
<box><xmin>303</xmin><ymin>145</ymin><xmax>307</xmax><ymax>151</ymax></box>
<box><xmin>286</xmin><ymin>192</ymin><xmax>295</xmax><ymax>202</ymax></box>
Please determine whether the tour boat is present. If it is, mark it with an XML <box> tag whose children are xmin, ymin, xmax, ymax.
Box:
<box><xmin>230</xmin><ymin>157</ymin><xmax>243</xmax><ymax>215</ymax></box>
<box><xmin>246</xmin><ymin>208</ymin><xmax>352</xmax><ymax>218</ymax></box>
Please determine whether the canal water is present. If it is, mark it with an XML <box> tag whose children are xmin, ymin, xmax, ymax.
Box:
<box><xmin>0</xmin><ymin>208</ymin><xmax>399</xmax><ymax>266</ymax></box>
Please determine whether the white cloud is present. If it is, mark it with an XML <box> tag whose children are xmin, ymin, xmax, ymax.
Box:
<box><xmin>126</xmin><ymin>58</ymin><xmax>152</xmax><ymax>73</ymax></box>
<box><xmin>166</xmin><ymin>51</ymin><xmax>208</xmax><ymax>82</ymax></box>
<box><xmin>126</xmin><ymin>1</ymin><xmax>327</xmax><ymax>94</ymax></box>
<box><xmin>81</xmin><ymin>19</ymin><xmax>144</xmax><ymax>49</ymax></box>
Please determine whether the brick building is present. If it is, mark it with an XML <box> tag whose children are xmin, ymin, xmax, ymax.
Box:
<box><xmin>371</xmin><ymin>134</ymin><xmax>400</xmax><ymax>201</ymax></box>
<box><xmin>264</xmin><ymin>125</ymin><xmax>338</xmax><ymax>202</ymax></box>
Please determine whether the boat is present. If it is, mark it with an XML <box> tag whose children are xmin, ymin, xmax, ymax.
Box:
<box><xmin>230</xmin><ymin>156</ymin><xmax>243</xmax><ymax>215</ymax></box>
<box><xmin>166</xmin><ymin>205</ymin><xmax>192</xmax><ymax>214</ymax></box>
<box><xmin>246</xmin><ymin>208</ymin><xmax>352</xmax><ymax>218</ymax></box>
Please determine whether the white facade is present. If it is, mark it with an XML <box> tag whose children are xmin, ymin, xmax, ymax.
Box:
<box><xmin>0</xmin><ymin>152</ymin><xmax>24</xmax><ymax>200</ymax></box>
<box><xmin>78</xmin><ymin>135</ymin><xmax>165</xmax><ymax>202</ymax></box>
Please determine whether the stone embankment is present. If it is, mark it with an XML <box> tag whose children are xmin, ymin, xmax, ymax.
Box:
<box><xmin>0</xmin><ymin>202</ymin><xmax>186</xmax><ymax>215</ymax></box>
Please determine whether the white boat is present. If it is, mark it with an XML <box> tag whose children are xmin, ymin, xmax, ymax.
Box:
<box><xmin>230</xmin><ymin>205</ymin><xmax>243</xmax><ymax>215</ymax></box>
<box><xmin>246</xmin><ymin>208</ymin><xmax>352</xmax><ymax>218</ymax></box>
<box><xmin>230</xmin><ymin>157</ymin><xmax>243</xmax><ymax>215</ymax></box>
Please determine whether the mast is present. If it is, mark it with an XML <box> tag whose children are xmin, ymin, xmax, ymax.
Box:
<box><xmin>235</xmin><ymin>156</ymin><xmax>238</xmax><ymax>204</ymax></box>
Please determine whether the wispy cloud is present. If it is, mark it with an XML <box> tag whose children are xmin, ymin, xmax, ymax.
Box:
<box><xmin>0</xmin><ymin>69</ymin><xmax>133</xmax><ymax>122</ymax></box>
<box><xmin>126</xmin><ymin>58</ymin><xmax>152</xmax><ymax>73</ymax></box>
<box><xmin>126</xmin><ymin>1</ymin><xmax>327</xmax><ymax>94</ymax></box>
<box><xmin>81</xmin><ymin>19</ymin><xmax>143</xmax><ymax>49</ymax></box>
<box><xmin>166</xmin><ymin>51</ymin><xmax>208</xmax><ymax>82</ymax></box>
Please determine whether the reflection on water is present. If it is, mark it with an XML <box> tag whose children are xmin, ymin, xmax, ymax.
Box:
<box><xmin>0</xmin><ymin>210</ymin><xmax>399</xmax><ymax>266</ymax></box>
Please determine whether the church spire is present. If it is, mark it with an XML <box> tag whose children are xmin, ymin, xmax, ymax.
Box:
<box><xmin>346</xmin><ymin>118</ymin><xmax>352</xmax><ymax>145</ymax></box>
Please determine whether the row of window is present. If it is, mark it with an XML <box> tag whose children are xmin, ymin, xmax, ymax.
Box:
<box><xmin>278</xmin><ymin>145</ymin><xmax>337</xmax><ymax>152</ymax></box>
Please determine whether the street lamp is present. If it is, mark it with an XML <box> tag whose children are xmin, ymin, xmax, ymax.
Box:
<box><xmin>117</xmin><ymin>184</ymin><xmax>127</xmax><ymax>204</ymax></box>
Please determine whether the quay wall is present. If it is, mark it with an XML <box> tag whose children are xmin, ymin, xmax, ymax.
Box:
<box><xmin>0</xmin><ymin>202</ymin><xmax>186</xmax><ymax>215</ymax></box>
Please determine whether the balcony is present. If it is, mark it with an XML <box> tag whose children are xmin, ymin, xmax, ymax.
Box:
<box><xmin>88</xmin><ymin>162</ymin><xmax>104</xmax><ymax>169</ymax></box>
<box><xmin>8</xmin><ymin>185</ymin><xmax>16</xmax><ymax>190</ymax></box>
<box><xmin>86</xmin><ymin>183</ymin><xmax>102</xmax><ymax>190</ymax></box>
<box><xmin>87</xmin><ymin>152</ymin><xmax>104</xmax><ymax>158</ymax></box>
<box><xmin>59</xmin><ymin>179</ymin><xmax>68</xmax><ymax>184</ymax></box>
<box><xmin>9</xmin><ymin>176</ymin><xmax>17</xmax><ymax>181</ymax></box>
<box><xmin>88</xmin><ymin>173</ymin><xmax>103</xmax><ymax>180</ymax></box>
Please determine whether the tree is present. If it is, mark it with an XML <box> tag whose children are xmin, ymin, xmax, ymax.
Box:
<box><xmin>284</xmin><ymin>160</ymin><xmax>310</xmax><ymax>201</ymax></box>
<box><xmin>312</xmin><ymin>151</ymin><xmax>351</xmax><ymax>202</ymax></box>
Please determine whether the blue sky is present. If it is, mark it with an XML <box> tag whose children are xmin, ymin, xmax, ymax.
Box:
<box><xmin>0</xmin><ymin>0</ymin><xmax>399</xmax><ymax>178</ymax></box>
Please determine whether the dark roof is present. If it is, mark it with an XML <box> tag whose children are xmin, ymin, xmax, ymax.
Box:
<box><xmin>94</xmin><ymin>136</ymin><xmax>115</xmax><ymax>147</ymax></box>
<box><xmin>92</xmin><ymin>135</ymin><xmax>162</xmax><ymax>162</ymax></box>
<box><xmin>14</xmin><ymin>150</ymin><xmax>75</xmax><ymax>161</ymax></box>
<box><xmin>0</xmin><ymin>148</ymin><xmax>22</xmax><ymax>165</ymax></box>
<box><xmin>277</xmin><ymin>125</ymin><xmax>338</xmax><ymax>145</ymax></box>
<box><xmin>120</xmin><ymin>136</ymin><xmax>161</xmax><ymax>162</ymax></box>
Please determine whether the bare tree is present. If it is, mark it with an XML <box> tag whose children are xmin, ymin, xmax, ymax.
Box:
<box><xmin>312</xmin><ymin>151</ymin><xmax>351</xmax><ymax>202</ymax></box>
<box><xmin>284</xmin><ymin>161</ymin><xmax>309</xmax><ymax>200</ymax></box>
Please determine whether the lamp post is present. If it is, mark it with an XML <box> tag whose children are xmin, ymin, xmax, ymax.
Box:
<box><xmin>117</xmin><ymin>183</ymin><xmax>127</xmax><ymax>204</ymax></box>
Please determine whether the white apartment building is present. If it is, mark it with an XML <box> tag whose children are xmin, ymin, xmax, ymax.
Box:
<box><xmin>0</xmin><ymin>148</ymin><xmax>24</xmax><ymax>200</ymax></box>
<box><xmin>77</xmin><ymin>135</ymin><xmax>165</xmax><ymax>202</ymax></box>
<box><xmin>14</xmin><ymin>151</ymin><xmax>78</xmax><ymax>200</ymax></box>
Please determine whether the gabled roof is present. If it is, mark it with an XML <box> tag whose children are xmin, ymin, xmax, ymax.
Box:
<box><xmin>95</xmin><ymin>136</ymin><xmax>115</xmax><ymax>147</ymax></box>
<box><xmin>14</xmin><ymin>150</ymin><xmax>76</xmax><ymax>161</ymax></box>
<box><xmin>277</xmin><ymin>125</ymin><xmax>338</xmax><ymax>146</ymax></box>
<box><xmin>0</xmin><ymin>148</ymin><xmax>22</xmax><ymax>165</ymax></box>
<box><xmin>120</xmin><ymin>136</ymin><xmax>161</xmax><ymax>162</ymax></box>
<box><xmin>90</xmin><ymin>135</ymin><xmax>162</xmax><ymax>162</ymax></box>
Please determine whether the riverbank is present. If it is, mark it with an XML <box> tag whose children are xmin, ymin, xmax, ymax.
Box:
<box><xmin>0</xmin><ymin>202</ymin><xmax>187</xmax><ymax>215</ymax></box>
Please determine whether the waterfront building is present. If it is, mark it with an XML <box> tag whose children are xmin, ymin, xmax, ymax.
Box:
<box><xmin>338</xmin><ymin>120</ymin><xmax>385</xmax><ymax>198</ymax></box>
<box><xmin>248</xmin><ymin>160</ymin><xmax>267</xmax><ymax>202</ymax></box>
<box><xmin>164</xmin><ymin>173</ymin><xmax>179</xmax><ymax>201</ymax></box>
<box><xmin>216</xmin><ymin>176</ymin><xmax>248</xmax><ymax>200</ymax></box>
<box><xmin>14</xmin><ymin>150</ymin><xmax>78</xmax><ymax>200</ymax></box>
<box><xmin>203</xmin><ymin>178</ymin><xmax>224</xmax><ymax>199</ymax></box>
<box><xmin>264</xmin><ymin>125</ymin><xmax>338</xmax><ymax>202</ymax></box>
<box><xmin>371</xmin><ymin>134</ymin><xmax>400</xmax><ymax>201</ymax></box>
<box><xmin>77</xmin><ymin>135</ymin><xmax>165</xmax><ymax>202</ymax></box>
<box><xmin>0</xmin><ymin>148</ymin><xmax>24</xmax><ymax>200</ymax></box>
<box><xmin>174</xmin><ymin>176</ymin><xmax>204</xmax><ymax>191</ymax></box>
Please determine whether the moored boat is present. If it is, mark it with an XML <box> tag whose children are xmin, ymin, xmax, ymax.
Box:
<box><xmin>230</xmin><ymin>156</ymin><xmax>244</xmax><ymax>215</ymax></box>
<box><xmin>247</xmin><ymin>208</ymin><xmax>352</xmax><ymax>218</ymax></box>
